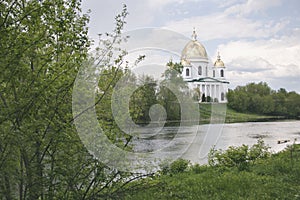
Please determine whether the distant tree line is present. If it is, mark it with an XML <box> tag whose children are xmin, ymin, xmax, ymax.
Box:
<box><xmin>227</xmin><ymin>82</ymin><xmax>300</xmax><ymax>118</ymax></box>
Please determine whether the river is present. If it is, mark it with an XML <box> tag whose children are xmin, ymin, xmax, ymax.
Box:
<box><xmin>132</xmin><ymin>120</ymin><xmax>300</xmax><ymax>165</ymax></box>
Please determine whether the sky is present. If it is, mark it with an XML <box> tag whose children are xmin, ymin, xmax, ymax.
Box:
<box><xmin>81</xmin><ymin>0</ymin><xmax>300</xmax><ymax>92</ymax></box>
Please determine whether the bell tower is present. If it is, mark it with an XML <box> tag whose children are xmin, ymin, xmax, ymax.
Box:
<box><xmin>213</xmin><ymin>52</ymin><xmax>226</xmax><ymax>80</ymax></box>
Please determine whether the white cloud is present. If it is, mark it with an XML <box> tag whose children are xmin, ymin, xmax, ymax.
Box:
<box><xmin>225</xmin><ymin>0</ymin><xmax>283</xmax><ymax>16</ymax></box>
<box><xmin>217</xmin><ymin>29</ymin><xmax>300</xmax><ymax>66</ymax></box>
<box><xmin>228</xmin><ymin>57</ymin><xmax>273</xmax><ymax>72</ymax></box>
<box><xmin>164</xmin><ymin>13</ymin><xmax>288</xmax><ymax>41</ymax></box>
<box><xmin>82</xmin><ymin>0</ymin><xmax>300</xmax><ymax>92</ymax></box>
<box><xmin>218</xmin><ymin>29</ymin><xmax>300</xmax><ymax>91</ymax></box>
<box><xmin>146</xmin><ymin>0</ymin><xmax>202</xmax><ymax>8</ymax></box>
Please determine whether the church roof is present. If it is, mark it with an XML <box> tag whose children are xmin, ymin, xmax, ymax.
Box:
<box><xmin>187</xmin><ymin>77</ymin><xmax>229</xmax><ymax>84</ymax></box>
<box><xmin>214</xmin><ymin>52</ymin><xmax>225</xmax><ymax>67</ymax></box>
<box><xmin>181</xmin><ymin>30</ymin><xmax>208</xmax><ymax>60</ymax></box>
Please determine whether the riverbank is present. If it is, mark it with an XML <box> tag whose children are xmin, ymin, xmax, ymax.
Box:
<box><xmin>136</xmin><ymin>103</ymin><xmax>294</xmax><ymax>126</ymax></box>
<box><xmin>199</xmin><ymin>103</ymin><xmax>289</xmax><ymax>124</ymax></box>
<box><xmin>123</xmin><ymin>144</ymin><xmax>300</xmax><ymax>199</ymax></box>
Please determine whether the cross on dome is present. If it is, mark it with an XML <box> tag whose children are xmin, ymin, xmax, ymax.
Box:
<box><xmin>192</xmin><ymin>28</ymin><xmax>197</xmax><ymax>41</ymax></box>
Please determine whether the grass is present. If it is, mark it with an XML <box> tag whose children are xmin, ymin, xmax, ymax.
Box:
<box><xmin>199</xmin><ymin>103</ymin><xmax>286</xmax><ymax>124</ymax></box>
<box><xmin>225</xmin><ymin>107</ymin><xmax>285</xmax><ymax>123</ymax></box>
<box><xmin>122</xmin><ymin>145</ymin><xmax>300</xmax><ymax>200</ymax></box>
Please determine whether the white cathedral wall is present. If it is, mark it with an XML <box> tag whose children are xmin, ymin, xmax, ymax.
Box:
<box><xmin>189</xmin><ymin>59</ymin><xmax>208</xmax><ymax>79</ymax></box>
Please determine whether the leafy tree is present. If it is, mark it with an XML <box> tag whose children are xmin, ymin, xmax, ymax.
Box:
<box><xmin>157</xmin><ymin>61</ymin><xmax>187</xmax><ymax>121</ymax></box>
<box><xmin>0</xmin><ymin>1</ymin><xmax>150</xmax><ymax>199</ymax></box>
<box><xmin>96</xmin><ymin>66</ymin><xmax>132</xmax><ymax>149</ymax></box>
<box><xmin>129</xmin><ymin>75</ymin><xmax>158</xmax><ymax>124</ymax></box>
<box><xmin>285</xmin><ymin>91</ymin><xmax>300</xmax><ymax>118</ymax></box>
<box><xmin>272</xmin><ymin>88</ymin><xmax>288</xmax><ymax>115</ymax></box>
<box><xmin>227</xmin><ymin>82</ymin><xmax>300</xmax><ymax>118</ymax></box>
<box><xmin>0</xmin><ymin>0</ymin><xmax>91</xmax><ymax>198</ymax></box>
<box><xmin>192</xmin><ymin>87</ymin><xmax>201</xmax><ymax>102</ymax></box>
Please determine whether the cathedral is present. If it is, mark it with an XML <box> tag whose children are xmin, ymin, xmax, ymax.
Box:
<box><xmin>181</xmin><ymin>30</ymin><xmax>229</xmax><ymax>103</ymax></box>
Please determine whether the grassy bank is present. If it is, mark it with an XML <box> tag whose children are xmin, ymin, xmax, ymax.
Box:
<box><xmin>121</xmin><ymin>144</ymin><xmax>300</xmax><ymax>200</ymax></box>
<box><xmin>225</xmin><ymin>107</ymin><xmax>286</xmax><ymax>123</ymax></box>
<box><xmin>199</xmin><ymin>103</ymin><xmax>287</xmax><ymax>124</ymax></box>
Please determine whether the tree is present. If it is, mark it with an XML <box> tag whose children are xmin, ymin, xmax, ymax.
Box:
<box><xmin>228</xmin><ymin>82</ymin><xmax>300</xmax><ymax>118</ymax></box>
<box><xmin>1</xmin><ymin>0</ymin><xmax>91</xmax><ymax>198</ymax></box>
<box><xmin>0</xmin><ymin>1</ymin><xmax>145</xmax><ymax>199</ymax></box>
<box><xmin>157</xmin><ymin>61</ymin><xmax>187</xmax><ymax>121</ymax></box>
<box><xmin>129</xmin><ymin>75</ymin><xmax>158</xmax><ymax>124</ymax></box>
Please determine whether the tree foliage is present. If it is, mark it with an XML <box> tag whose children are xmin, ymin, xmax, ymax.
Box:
<box><xmin>0</xmin><ymin>0</ymin><xmax>92</xmax><ymax>199</ymax></box>
<box><xmin>227</xmin><ymin>82</ymin><xmax>300</xmax><ymax>118</ymax></box>
<box><xmin>157</xmin><ymin>60</ymin><xmax>187</xmax><ymax>121</ymax></box>
<box><xmin>129</xmin><ymin>75</ymin><xmax>158</xmax><ymax>124</ymax></box>
<box><xmin>0</xmin><ymin>1</ymin><xmax>148</xmax><ymax>199</ymax></box>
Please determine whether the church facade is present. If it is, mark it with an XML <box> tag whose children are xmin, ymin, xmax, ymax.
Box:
<box><xmin>181</xmin><ymin>30</ymin><xmax>229</xmax><ymax>103</ymax></box>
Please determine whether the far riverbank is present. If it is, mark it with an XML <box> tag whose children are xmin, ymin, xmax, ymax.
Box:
<box><xmin>200</xmin><ymin>104</ymin><xmax>294</xmax><ymax>124</ymax></box>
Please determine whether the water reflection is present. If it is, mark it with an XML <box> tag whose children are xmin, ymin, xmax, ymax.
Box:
<box><xmin>132</xmin><ymin>121</ymin><xmax>300</xmax><ymax>164</ymax></box>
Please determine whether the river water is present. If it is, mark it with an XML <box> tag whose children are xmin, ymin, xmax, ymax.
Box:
<box><xmin>133</xmin><ymin>120</ymin><xmax>300</xmax><ymax>165</ymax></box>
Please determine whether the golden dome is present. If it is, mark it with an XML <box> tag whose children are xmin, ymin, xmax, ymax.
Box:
<box><xmin>181</xmin><ymin>30</ymin><xmax>208</xmax><ymax>59</ymax></box>
<box><xmin>214</xmin><ymin>52</ymin><xmax>225</xmax><ymax>67</ymax></box>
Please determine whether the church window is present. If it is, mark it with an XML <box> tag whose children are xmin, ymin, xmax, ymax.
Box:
<box><xmin>186</xmin><ymin>68</ymin><xmax>190</xmax><ymax>76</ymax></box>
<box><xmin>198</xmin><ymin>66</ymin><xmax>202</xmax><ymax>75</ymax></box>
<box><xmin>220</xmin><ymin>69</ymin><xmax>224</xmax><ymax>77</ymax></box>
<box><xmin>213</xmin><ymin>70</ymin><xmax>215</xmax><ymax>77</ymax></box>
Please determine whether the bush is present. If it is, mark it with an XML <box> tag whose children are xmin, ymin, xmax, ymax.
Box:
<box><xmin>160</xmin><ymin>159</ymin><xmax>190</xmax><ymax>175</ymax></box>
<box><xmin>190</xmin><ymin>163</ymin><xmax>210</xmax><ymax>174</ymax></box>
<box><xmin>208</xmin><ymin>139</ymin><xmax>271</xmax><ymax>171</ymax></box>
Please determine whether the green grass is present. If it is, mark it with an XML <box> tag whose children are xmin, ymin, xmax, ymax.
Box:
<box><xmin>199</xmin><ymin>103</ymin><xmax>286</xmax><ymax>124</ymax></box>
<box><xmin>225</xmin><ymin>107</ymin><xmax>285</xmax><ymax>123</ymax></box>
<box><xmin>122</xmin><ymin>145</ymin><xmax>300</xmax><ymax>200</ymax></box>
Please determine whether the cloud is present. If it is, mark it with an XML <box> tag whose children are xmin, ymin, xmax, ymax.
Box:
<box><xmin>146</xmin><ymin>0</ymin><xmax>205</xmax><ymax>8</ymax></box>
<box><xmin>228</xmin><ymin>57</ymin><xmax>273</xmax><ymax>72</ymax></box>
<box><xmin>82</xmin><ymin>0</ymin><xmax>300</xmax><ymax>92</ymax></box>
<box><xmin>224</xmin><ymin>0</ymin><xmax>283</xmax><ymax>16</ymax></box>
<box><xmin>217</xmin><ymin>29</ymin><xmax>300</xmax><ymax>66</ymax></box>
<box><xmin>218</xmin><ymin>29</ymin><xmax>300</xmax><ymax>92</ymax></box>
<box><xmin>164</xmin><ymin>13</ymin><xmax>288</xmax><ymax>41</ymax></box>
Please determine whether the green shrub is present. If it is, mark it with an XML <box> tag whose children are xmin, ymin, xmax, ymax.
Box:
<box><xmin>208</xmin><ymin>139</ymin><xmax>271</xmax><ymax>170</ymax></box>
<box><xmin>160</xmin><ymin>158</ymin><xmax>190</xmax><ymax>175</ymax></box>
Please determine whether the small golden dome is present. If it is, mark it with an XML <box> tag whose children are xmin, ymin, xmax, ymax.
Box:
<box><xmin>214</xmin><ymin>52</ymin><xmax>225</xmax><ymax>67</ymax></box>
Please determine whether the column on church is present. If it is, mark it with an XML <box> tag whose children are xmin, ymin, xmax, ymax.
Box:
<box><xmin>207</xmin><ymin>84</ymin><xmax>210</xmax><ymax>98</ymax></box>
<box><xmin>214</xmin><ymin>84</ymin><xmax>216</xmax><ymax>101</ymax></box>
<box><xmin>212</xmin><ymin>84</ymin><xmax>215</xmax><ymax>101</ymax></box>
<box><xmin>210</xmin><ymin>84</ymin><xmax>213</xmax><ymax>100</ymax></box>
<box><xmin>216</xmin><ymin>84</ymin><xmax>220</xmax><ymax>102</ymax></box>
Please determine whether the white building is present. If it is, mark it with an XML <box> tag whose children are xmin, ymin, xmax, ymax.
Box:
<box><xmin>181</xmin><ymin>30</ymin><xmax>229</xmax><ymax>103</ymax></box>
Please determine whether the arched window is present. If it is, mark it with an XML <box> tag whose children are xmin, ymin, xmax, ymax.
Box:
<box><xmin>186</xmin><ymin>68</ymin><xmax>190</xmax><ymax>76</ymax></box>
<box><xmin>220</xmin><ymin>69</ymin><xmax>224</xmax><ymax>77</ymax></box>
<box><xmin>198</xmin><ymin>66</ymin><xmax>202</xmax><ymax>75</ymax></box>
<box><xmin>213</xmin><ymin>70</ymin><xmax>215</xmax><ymax>77</ymax></box>
<box><xmin>221</xmin><ymin>92</ymin><xmax>225</xmax><ymax>101</ymax></box>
